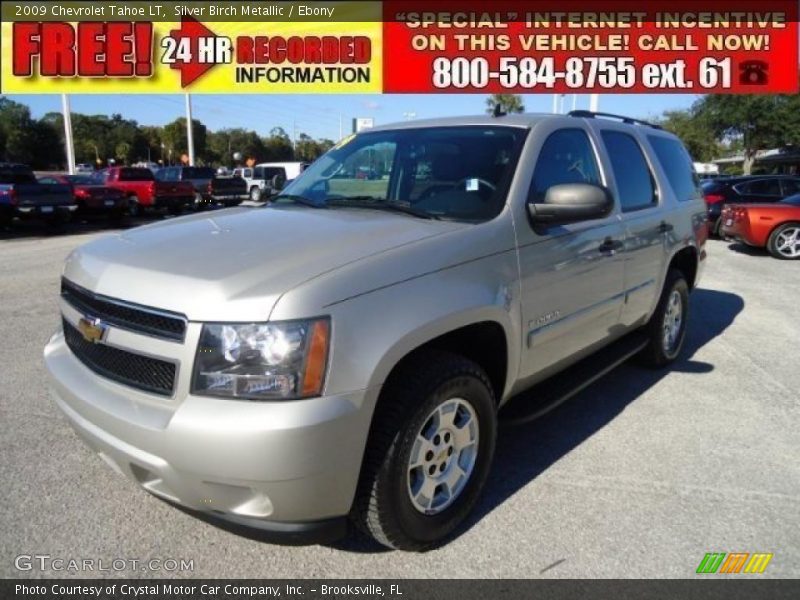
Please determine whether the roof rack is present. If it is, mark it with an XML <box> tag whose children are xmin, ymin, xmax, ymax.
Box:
<box><xmin>567</xmin><ymin>110</ymin><xmax>662</xmax><ymax>130</ymax></box>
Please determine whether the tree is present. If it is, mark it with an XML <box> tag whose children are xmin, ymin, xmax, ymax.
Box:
<box><xmin>657</xmin><ymin>109</ymin><xmax>720</xmax><ymax>163</ymax></box>
<box><xmin>162</xmin><ymin>117</ymin><xmax>207</xmax><ymax>164</ymax></box>
<box><xmin>262</xmin><ymin>127</ymin><xmax>294</xmax><ymax>161</ymax></box>
<box><xmin>693</xmin><ymin>95</ymin><xmax>800</xmax><ymax>174</ymax></box>
<box><xmin>485</xmin><ymin>94</ymin><xmax>524</xmax><ymax>115</ymax></box>
<box><xmin>0</xmin><ymin>97</ymin><xmax>61</xmax><ymax>168</ymax></box>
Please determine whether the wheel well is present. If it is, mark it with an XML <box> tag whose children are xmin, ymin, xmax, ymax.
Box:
<box><xmin>388</xmin><ymin>322</ymin><xmax>508</xmax><ymax>403</ymax></box>
<box><xmin>669</xmin><ymin>247</ymin><xmax>698</xmax><ymax>290</ymax></box>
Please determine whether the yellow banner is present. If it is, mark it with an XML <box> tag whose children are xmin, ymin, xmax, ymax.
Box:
<box><xmin>0</xmin><ymin>19</ymin><xmax>382</xmax><ymax>93</ymax></box>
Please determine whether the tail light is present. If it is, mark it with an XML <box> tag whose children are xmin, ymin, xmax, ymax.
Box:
<box><xmin>703</xmin><ymin>193</ymin><xmax>725</xmax><ymax>205</ymax></box>
<box><xmin>74</xmin><ymin>188</ymin><xmax>90</xmax><ymax>199</ymax></box>
<box><xmin>0</xmin><ymin>188</ymin><xmax>17</xmax><ymax>206</ymax></box>
<box><xmin>148</xmin><ymin>181</ymin><xmax>156</xmax><ymax>195</ymax></box>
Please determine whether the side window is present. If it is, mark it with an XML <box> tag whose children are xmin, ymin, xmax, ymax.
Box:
<box><xmin>781</xmin><ymin>178</ymin><xmax>800</xmax><ymax>196</ymax></box>
<box><xmin>740</xmin><ymin>179</ymin><xmax>781</xmax><ymax>196</ymax></box>
<box><xmin>601</xmin><ymin>131</ymin><xmax>657</xmax><ymax>212</ymax></box>
<box><xmin>38</xmin><ymin>177</ymin><xmax>57</xmax><ymax>184</ymax></box>
<box><xmin>530</xmin><ymin>129</ymin><xmax>601</xmax><ymax>202</ymax></box>
<box><xmin>647</xmin><ymin>136</ymin><xmax>701</xmax><ymax>202</ymax></box>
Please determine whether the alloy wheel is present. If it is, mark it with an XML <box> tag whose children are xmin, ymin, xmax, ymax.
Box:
<box><xmin>407</xmin><ymin>398</ymin><xmax>479</xmax><ymax>515</ymax></box>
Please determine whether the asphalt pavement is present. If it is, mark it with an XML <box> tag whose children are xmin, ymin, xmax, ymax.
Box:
<box><xmin>0</xmin><ymin>221</ymin><xmax>798</xmax><ymax>578</ymax></box>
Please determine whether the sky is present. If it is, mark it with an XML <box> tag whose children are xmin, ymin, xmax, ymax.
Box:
<box><xmin>6</xmin><ymin>93</ymin><xmax>700</xmax><ymax>141</ymax></box>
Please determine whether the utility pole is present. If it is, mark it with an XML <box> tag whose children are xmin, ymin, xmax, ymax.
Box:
<box><xmin>185</xmin><ymin>94</ymin><xmax>195</xmax><ymax>166</ymax></box>
<box><xmin>572</xmin><ymin>95</ymin><xmax>578</xmax><ymax>111</ymax></box>
<box><xmin>551</xmin><ymin>94</ymin><xmax>558</xmax><ymax>114</ymax></box>
<box><xmin>590</xmin><ymin>94</ymin><xmax>599</xmax><ymax>112</ymax></box>
<box><xmin>61</xmin><ymin>94</ymin><xmax>76</xmax><ymax>174</ymax></box>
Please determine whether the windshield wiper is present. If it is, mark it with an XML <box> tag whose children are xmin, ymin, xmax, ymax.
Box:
<box><xmin>270</xmin><ymin>194</ymin><xmax>325</xmax><ymax>208</ymax></box>
<box><xmin>326</xmin><ymin>196</ymin><xmax>440</xmax><ymax>220</ymax></box>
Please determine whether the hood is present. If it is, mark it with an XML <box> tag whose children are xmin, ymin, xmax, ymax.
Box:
<box><xmin>63</xmin><ymin>206</ymin><xmax>466</xmax><ymax>321</ymax></box>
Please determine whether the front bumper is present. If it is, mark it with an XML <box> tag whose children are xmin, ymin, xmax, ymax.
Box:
<box><xmin>44</xmin><ymin>329</ymin><xmax>376</xmax><ymax>542</ymax></box>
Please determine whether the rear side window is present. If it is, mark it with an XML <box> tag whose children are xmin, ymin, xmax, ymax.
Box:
<box><xmin>119</xmin><ymin>168</ymin><xmax>154</xmax><ymax>181</ymax></box>
<box><xmin>781</xmin><ymin>179</ymin><xmax>800</xmax><ymax>196</ymax></box>
<box><xmin>736</xmin><ymin>179</ymin><xmax>781</xmax><ymax>196</ymax></box>
<box><xmin>647</xmin><ymin>136</ymin><xmax>700</xmax><ymax>202</ymax></box>
<box><xmin>601</xmin><ymin>131</ymin><xmax>656</xmax><ymax>212</ymax></box>
<box><xmin>530</xmin><ymin>129</ymin><xmax>601</xmax><ymax>202</ymax></box>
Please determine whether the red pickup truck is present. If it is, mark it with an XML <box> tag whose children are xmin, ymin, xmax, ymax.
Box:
<box><xmin>95</xmin><ymin>167</ymin><xmax>194</xmax><ymax>216</ymax></box>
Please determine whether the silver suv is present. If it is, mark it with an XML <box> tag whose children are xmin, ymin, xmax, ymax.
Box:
<box><xmin>44</xmin><ymin>111</ymin><xmax>707</xmax><ymax>550</ymax></box>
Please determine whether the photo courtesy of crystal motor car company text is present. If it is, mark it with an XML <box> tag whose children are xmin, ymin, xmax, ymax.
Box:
<box><xmin>0</xmin><ymin>0</ymin><xmax>799</xmax><ymax>595</ymax></box>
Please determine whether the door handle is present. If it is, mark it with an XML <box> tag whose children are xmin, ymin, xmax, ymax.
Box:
<box><xmin>598</xmin><ymin>238</ymin><xmax>624</xmax><ymax>253</ymax></box>
<box><xmin>658</xmin><ymin>221</ymin><xmax>674</xmax><ymax>233</ymax></box>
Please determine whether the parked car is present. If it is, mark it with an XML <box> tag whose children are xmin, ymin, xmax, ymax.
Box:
<box><xmin>75</xmin><ymin>163</ymin><xmax>95</xmax><ymax>174</ymax></box>
<box><xmin>94</xmin><ymin>166</ymin><xmax>194</xmax><ymax>216</ymax></box>
<box><xmin>720</xmin><ymin>194</ymin><xmax>800</xmax><ymax>259</ymax></box>
<box><xmin>38</xmin><ymin>174</ymin><xmax>127</xmax><ymax>222</ymax></box>
<box><xmin>155</xmin><ymin>166</ymin><xmax>248</xmax><ymax>208</ymax></box>
<box><xmin>45</xmin><ymin>111</ymin><xmax>706</xmax><ymax>550</ymax></box>
<box><xmin>701</xmin><ymin>175</ymin><xmax>800</xmax><ymax>236</ymax></box>
<box><xmin>235</xmin><ymin>162</ymin><xmax>308</xmax><ymax>202</ymax></box>
<box><xmin>0</xmin><ymin>162</ymin><xmax>75</xmax><ymax>227</ymax></box>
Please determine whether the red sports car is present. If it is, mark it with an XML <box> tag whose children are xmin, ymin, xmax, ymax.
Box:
<box><xmin>720</xmin><ymin>195</ymin><xmax>800</xmax><ymax>259</ymax></box>
<box><xmin>37</xmin><ymin>174</ymin><xmax>127</xmax><ymax>221</ymax></box>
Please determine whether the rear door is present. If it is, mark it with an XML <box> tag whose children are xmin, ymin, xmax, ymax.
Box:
<box><xmin>595</xmin><ymin>125</ymin><xmax>666</xmax><ymax>327</ymax></box>
<box><xmin>517</xmin><ymin>124</ymin><xmax>626</xmax><ymax>383</ymax></box>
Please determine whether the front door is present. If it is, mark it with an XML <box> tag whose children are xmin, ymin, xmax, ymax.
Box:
<box><xmin>516</xmin><ymin>125</ymin><xmax>626</xmax><ymax>385</ymax></box>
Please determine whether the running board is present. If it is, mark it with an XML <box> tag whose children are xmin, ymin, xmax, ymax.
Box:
<box><xmin>499</xmin><ymin>331</ymin><xmax>648</xmax><ymax>426</ymax></box>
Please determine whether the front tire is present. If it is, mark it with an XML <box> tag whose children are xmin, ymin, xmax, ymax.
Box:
<box><xmin>639</xmin><ymin>269</ymin><xmax>689</xmax><ymax>367</ymax></box>
<box><xmin>353</xmin><ymin>351</ymin><xmax>497</xmax><ymax>551</ymax></box>
<box><xmin>250</xmin><ymin>187</ymin><xmax>262</xmax><ymax>202</ymax></box>
<box><xmin>767</xmin><ymin>222</ymin><xmax>800</xmax><ymax>260</ymax></box>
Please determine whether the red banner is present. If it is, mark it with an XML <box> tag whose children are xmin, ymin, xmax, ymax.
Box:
<box><xmin>383</xmin><ymin>0</ymin><xmax>799</xmax><ymax>93</ymax></box>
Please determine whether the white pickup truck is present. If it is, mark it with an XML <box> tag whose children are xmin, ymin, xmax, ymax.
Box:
<box><xmin>234</xmin><ymin>162</ymin><xmax>309</xmax><ymax>202</ymax></box>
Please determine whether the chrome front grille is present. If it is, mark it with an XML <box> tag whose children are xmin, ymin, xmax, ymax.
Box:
<box><xmin>60</xmin><ymin>278</ymin><xmax>186</xmax><ymax>342</ymax></box>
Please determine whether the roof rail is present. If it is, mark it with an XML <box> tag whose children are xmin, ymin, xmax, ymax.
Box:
<box><xmin>567</xmin><ymin>110</ymin><xmax>662</xmax><ymax>130</ymax></box>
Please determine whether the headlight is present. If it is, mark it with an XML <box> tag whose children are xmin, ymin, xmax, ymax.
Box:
<box><xmin>192</xmin><ymin>318</ymin><xmax>330</xmax><ymax>400</ymax></box>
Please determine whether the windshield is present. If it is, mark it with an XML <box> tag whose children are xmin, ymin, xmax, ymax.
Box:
<box><xmin>276</xmin><ymin>126</ymin><xmax>527</xmax><ymax>222</ymax></box>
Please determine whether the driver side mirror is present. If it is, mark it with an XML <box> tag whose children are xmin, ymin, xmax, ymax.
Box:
<box><xmin>527</xmin><ymin>183</ymin><xmax>614</xmax><ymax>226</ymax></box>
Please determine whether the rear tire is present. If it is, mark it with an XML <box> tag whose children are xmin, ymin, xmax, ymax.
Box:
<box><xmin>353</xmin><ymin>350</ymin><xmax>497</xmax><ymax>551</ymax></box>
<box><xmin>250</xmin><ymin>187</ymin><xmax>262</xmax><ymax>202</ymax></box>
<box><xmin>639</xmin><ymin>269</ymin><xmax>689</xmax><ymax>367</ymax></box>
<box><xmin>127</xmin><ymin>196</ymin><xmax>141</xmax><ymax>218</ymax></box>
<box><xmin>766</xmin><ymin>222</ymin><xmax>800</xmax><ymax>260</ymax></box>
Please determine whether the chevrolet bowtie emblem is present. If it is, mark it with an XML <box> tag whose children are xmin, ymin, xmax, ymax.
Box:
<box><xmin>77</xmin><ymin>317</ymin><xmax>107</xmax><ymax>344</ymax></box>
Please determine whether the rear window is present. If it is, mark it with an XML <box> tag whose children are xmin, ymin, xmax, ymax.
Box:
<box><xmin>65</xmin><ymin>175</ymin><xmax>94</xmax><ymax>185</ymax></box>
<box><xmin>0</xmin><ymin>165</ymin><xmax>36</xmax><ymax>184</ymax></box>
<box><xmin>181</xmin><ymin>167</ymin><xmax>215</xmax><ymax>179</ymax></box>
<box><xmin>118</xmin><ymin>168</ymin><xmax>154</xmax><ymax>181</ymax></box>
<box><xmin>647</xmin><ymin>136</ymin><xmax>701</xmax><ymax>202</ymax></box>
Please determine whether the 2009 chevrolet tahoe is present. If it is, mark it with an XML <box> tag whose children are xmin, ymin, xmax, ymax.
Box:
<box><xmin>44</xmin><ymin>111</ymin><xmax>707</xmax><ymax>550</ymax></box>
